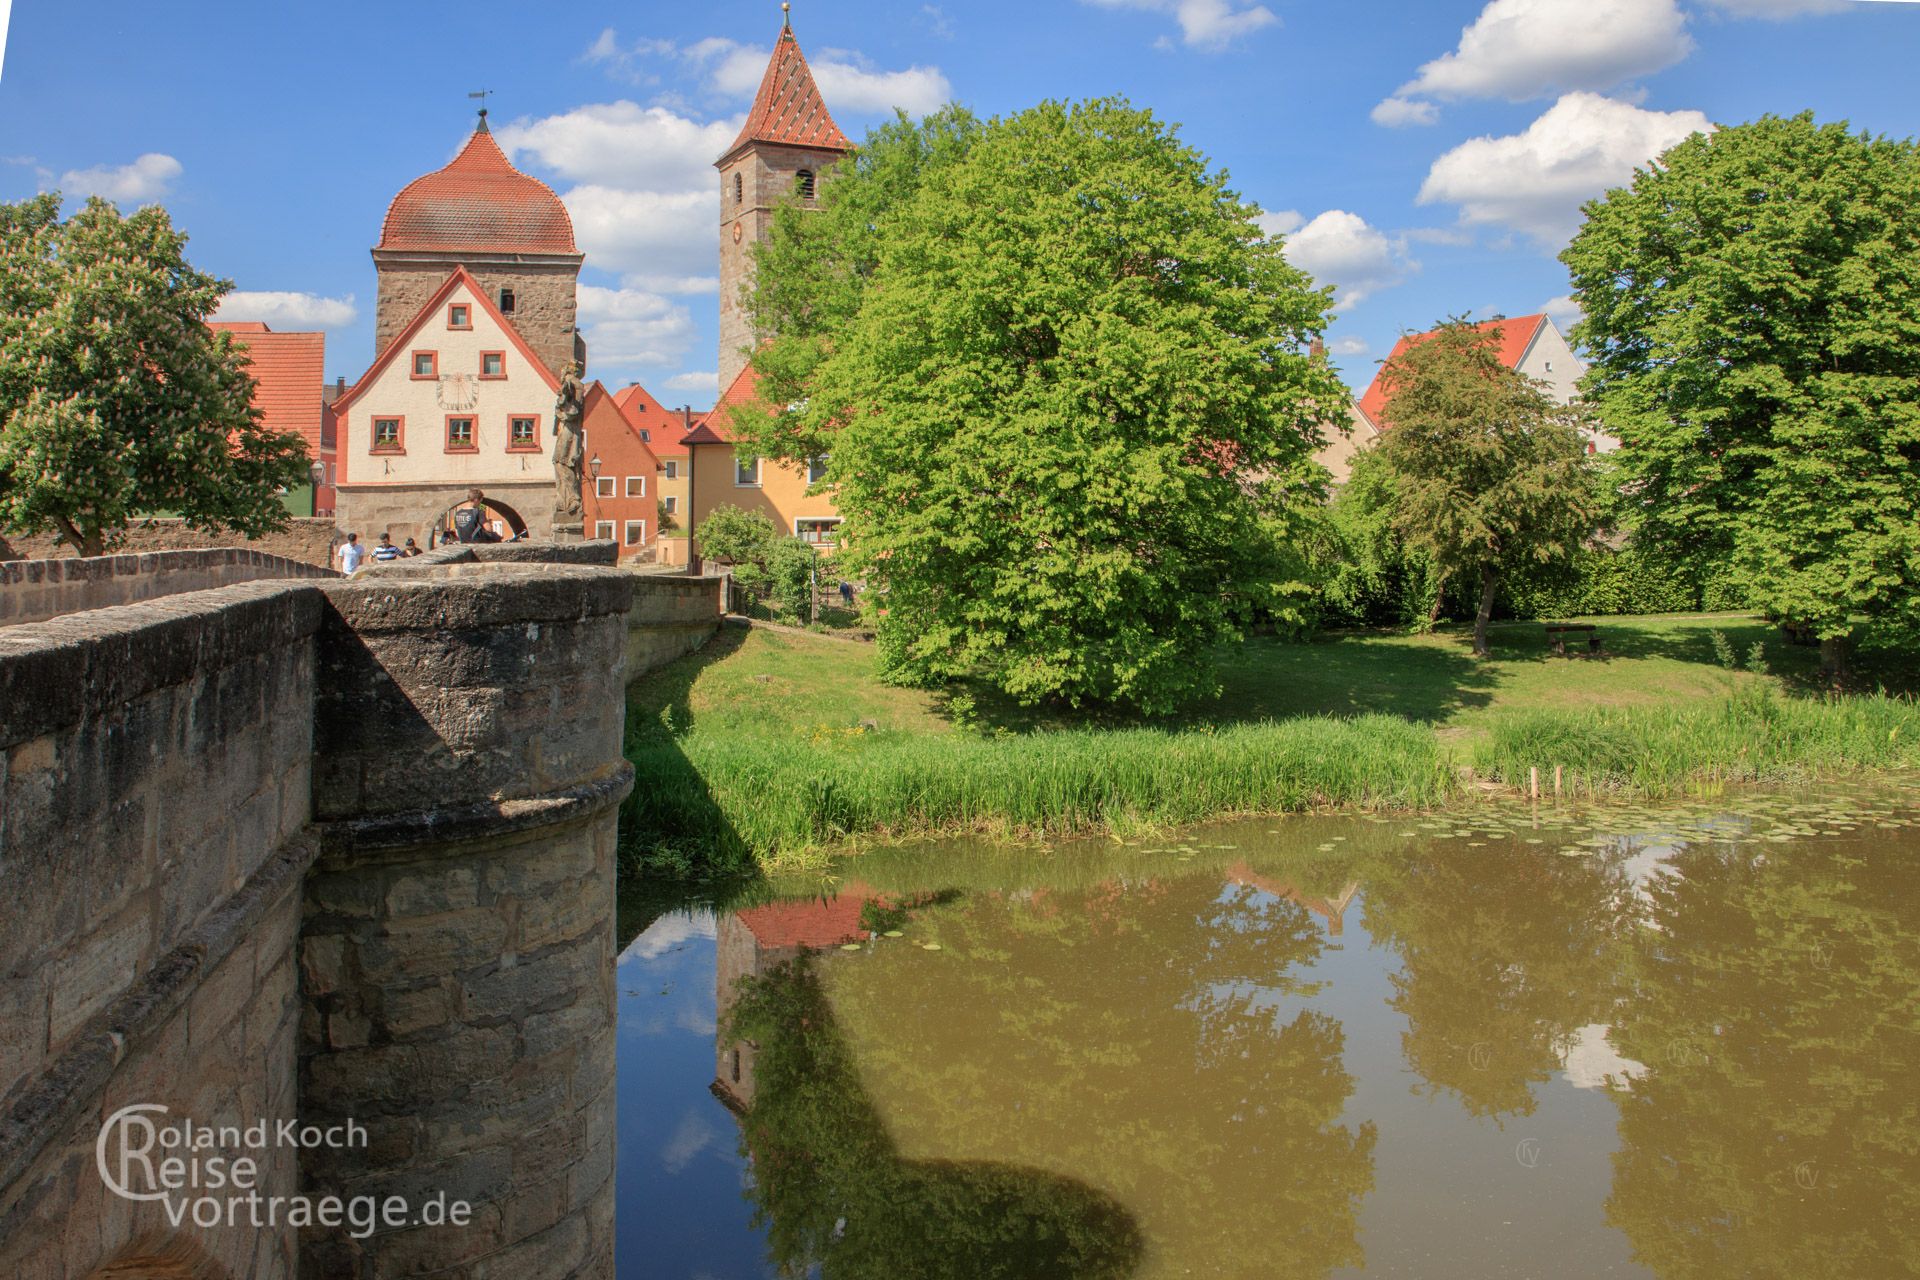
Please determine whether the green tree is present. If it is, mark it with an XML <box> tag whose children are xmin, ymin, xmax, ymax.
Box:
<box><xmin>1375</xmin><ymin>320</ymin><xmax>1599</xmax><ymax>656</ymax></box>
<box><xmin>0</xmin><ymin>194</ymin><xmax>310</xmax><ymax>556</ymax></box>
<box><xmin>740</xmin><ymin>97</ymin><xmax>1348</xmax><ymax>712</ymax></box>
<box><xmin>693</xmin><ymin>505</ymin><xmax>777</xmax><ymax>566</ymax></box>
<box><xmin>1562</xmin><ymin>114</ymin><xmax>1920</xmax><ymax>675</ymax></box>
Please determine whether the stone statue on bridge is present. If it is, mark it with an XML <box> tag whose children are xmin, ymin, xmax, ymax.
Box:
<box><xmin>553</xmin><ymin>361</ymin><xmax>587</xmax><ymax>522</ymax></box>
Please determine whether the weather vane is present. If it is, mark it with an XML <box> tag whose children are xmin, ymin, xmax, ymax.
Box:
<box><xmin>469</xmin><ymin>88</ymin><xmax>493</xmax><ymax>123</ymax></box>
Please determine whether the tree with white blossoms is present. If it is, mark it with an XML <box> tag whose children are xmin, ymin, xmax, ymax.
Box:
<box><xmin>0</xmin><ymin>193</ymin><xmax>310</xmax><ymax>557</ymax></box>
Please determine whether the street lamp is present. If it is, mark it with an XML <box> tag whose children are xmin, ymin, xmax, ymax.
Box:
<box><xmin>589</xmin><ymin>454</ymin><xmax>602</xmax><ymax>479</ymax></box>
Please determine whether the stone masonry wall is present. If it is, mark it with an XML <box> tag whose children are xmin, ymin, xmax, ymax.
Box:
<box><xmin>0</xmin><ymin>581</ymin><xmax>323</xmax><ymax>1277</ymax></box>
<box><xmin>1</xmin><ymin>518</ymin><xmax>341</xmax><ymax>570</ymax></box>
<box><xmin>371</xmin><ymin>256</ymin><xmax>581</xmax><ymax>380</ymax></box>
<box><xmin>717</xmin><ymin>144</ymin><xmax>839</xmax><ymax>392</ymax></box>
<box><xmin>299</xmin><ymin>565</ymin><xmax>633</xmax><ymax>1276</ymax></box>
<box><xmin>0</xmin><ymin>549</ymin><xmax>339</xmax><ymax>629</ymax></box>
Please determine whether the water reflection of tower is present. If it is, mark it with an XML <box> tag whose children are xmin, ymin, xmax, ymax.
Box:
<box><xmin>713</xmin><ymin>888</ymin><xmax>877</xmax><ymax>1109</ymax></box>
<box><xmin>1227</xmin><ymin>863</ymin><xmax>1360</xmax><ymax>936</ymax></box>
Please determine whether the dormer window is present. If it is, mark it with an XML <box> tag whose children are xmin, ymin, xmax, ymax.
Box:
<box><xmin>796</xmin><ymin>169</ymin><xmax>815</xmax><ymax>200</ymax></box>
<box><xmin>499</xmin><ymin>288</ymin><xmax>516</xmax><ymax>314</ymax></box>
<box><xmin>447</xmin><ymin>303</ymin><xmax>471</xmax><ymax>329</ymax></box>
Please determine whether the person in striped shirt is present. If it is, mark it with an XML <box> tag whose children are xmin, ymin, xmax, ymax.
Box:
<box><xmin>371</xmin><ymin>533</ymin><xmax>402</xmax><ymax>563</ymax></box>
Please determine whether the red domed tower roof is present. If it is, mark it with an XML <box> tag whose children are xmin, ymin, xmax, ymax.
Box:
<box><xmin>378</xmin><ymin>120</ymin><xmax>577</xmax><ymax>256</ymax></box>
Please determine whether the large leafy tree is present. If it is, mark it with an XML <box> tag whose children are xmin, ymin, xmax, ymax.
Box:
<box><xmin>738</xmin><ymin>98</ymin><xmax>1348</xmax><ymax>713</ymax></box>
<box><xmin>1375</xmin><ymin>320</ymin><xmax>1600</xmax><ymax>656</ymax></box>
<box><xmin>0</xmin><ymin>193</ymin><xmax>310</xmax><ymax>556</ymax></box>
<box><xmin>1562</xmin><ymin>114</ymin><xmax>1920</xmax><ymax>673</ymax></box>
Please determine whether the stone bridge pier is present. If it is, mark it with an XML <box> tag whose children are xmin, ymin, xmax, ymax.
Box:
<box><xmin>298</xmin><ymin>568</ymin><xmax>632</xmax><ymax>1277</ymax></box>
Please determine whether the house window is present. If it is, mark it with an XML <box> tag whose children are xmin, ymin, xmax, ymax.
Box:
<box><xmin>371</xmin><ymin>417</ymin><xmax>404</xmax><ymax>452</ymax></box>
<box><xmin>1544</xmin><ymin>360</ymin><xmax>1554</xmax><ymax>373</ymax></box>
<box><xmin>795</xmin><ymin>517</ymin><xmax>842</xmax><ymax>545</ymax></box>
<box><xmin>796</xmin><ymin>169</ymin><xmax>815</xmax><ymax>199</ymax></box>
<box><xmin>734</xmin><ymin>454</ymin><xmax>762</xmax><ymax>487</ymax></box>
<box><xmin>447</xmin><ymin>304</ymin><xmax>471</xmax><ymax>329</ymax></box>
<box><xmin>596</xmin><ymin>476</ymin><xmax>615</xmax><ymax>498</ymax></box>
<box><xmin>807</xmin><ymin>454</ymin><xmax>829</xmax><ymax>485</ymax></box>
<box><xmin>445</xmin><ymin>416</ymin><xmax>476</xmax><ymax>451</ymax></box>
<box><xmin>625</xmin><ymin>475</ymin><xmax>646</xmax><ymax>498</ymax></box>
<box><xmin>640</xmin><ymin>429</ymin><xmax>650</xmax><ymax>441</ymax></box>
<box><xmin>595</xmin><ymin>520</ymin><xmax>615</xmax><ymax>541</ymax></box>
<box><xmin>411</xmin><ymin>351</ymin><xmax>437</xmax><ymax>379</ymax></box>
<box><xmin>499</xmin><ymin>288</ymin><xmax>516</xmax><ymax>314</ymax></box>
<box><xmin>662</xmin><ymin>495</ymin><xmax>678</xmax><ymax>515</ymax></box>
<box><xmin>663</xmin><ymin>460</ymin><xmax>678</xmax><ymax>480</ymax></box>
<box><xmin>508</xmin><ymin>416</ymin><xmax>539</xmax><ymax>451</ymax></box>
<box><xmin>624</xmin><ymin>520</ymin><xmax>647</xmax><ymax>546</ymax></box>
<box><xmin>479</xmin><ymin>351</ymin><xmax>505</xmax><ymax>379</ymax></box>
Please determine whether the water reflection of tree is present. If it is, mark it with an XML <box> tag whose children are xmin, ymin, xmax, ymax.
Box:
<box><xmin>818</xmin><ymin>876</ymin><xmax>1378</xmax><ymax>1279</ymax></box>
<box><xmin>1605</xmin><ymin>841</ymin><xmax>1920</xmax><ymax>1279</ymax></box>
<box><xmin>727</xmin><ymin>956</ymin><xmax>1144</xmax><ymax>1279</ymax></box>
<box><xmin>1361</xmin><ymin>844</ymin><xmax>1638</xmax><ymax>1119</ymax></box>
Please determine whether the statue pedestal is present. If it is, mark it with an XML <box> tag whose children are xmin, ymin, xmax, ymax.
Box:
<box><xmin>554</xmin><ymin>521</ymin><xmax>585</xmax><ymax>543</ymax></box>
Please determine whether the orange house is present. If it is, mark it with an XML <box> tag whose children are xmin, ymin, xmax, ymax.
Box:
<box><xmin>682</xmin><ymin>365</ymin><xmax>840</xmax><ymax>570</ymax></box>
<box><xmin>581</xmin><ymin>381</ymin><xmax>661</xmax><ymax>560</ymax></box>
<box><xmin>208</xmin><ymin>322</ymin><xmax>334</xmax><ymax>516</ymax></box>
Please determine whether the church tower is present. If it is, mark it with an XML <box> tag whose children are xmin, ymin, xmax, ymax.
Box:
<box><xmin>715</xmin><ymin>8</ymin><xmax>850</xmax><ymax>391</ymax></box>
<box><xmin>373</xmin><ymin>112</ymin><xmax>585</xmax><ymax>377</ymax></box>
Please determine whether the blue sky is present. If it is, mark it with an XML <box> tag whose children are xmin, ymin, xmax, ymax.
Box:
<box><xmin>2</xmin><ymin>0</ymin><xmax>1916</xmax><ymax>405</ymax></box>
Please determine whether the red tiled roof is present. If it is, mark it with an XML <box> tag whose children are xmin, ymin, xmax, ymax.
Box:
<box><xmin>613</xmin><ymin>383</ymin><xmax>692</xmax><ymax>458</ymax></box>
<box><xmin>1356</xmin><ymin>314</ymin><xmax>1546</xmax><ymax>431</ymax></box>
<box><xmin>379</xmin><ymin>126</ymin><xmax>577</xmax><ymax>256</ymax></box>
<box><xmin>209</xmin><ymin>322</ymin><xmax>328</xmax><ymax>456</ymax></box>
<box><xmin>735</xmin><ymin>884</ymin><xmax>878</xmax><ymax>950</ymax></box>
<box><xmin>682</xmin><ymin>363</ymin><xmax>761</xmax><ymax>446</ymax></box>
<box><xmin>719</xmin><ymin>22</ymin><xmax>851</xmax><ymax>164</ymax></box>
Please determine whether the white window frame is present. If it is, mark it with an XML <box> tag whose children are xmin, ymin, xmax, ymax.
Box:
<box><xmin>663</xmin><ymin>460</ymin><xmax>678</xmax><ymax>480</ymax></box>
<box><xmin>595</xmin><ymin>476</ymin><xmax>615</xmax><ymax>498</ymax></box>
<box><xmin>806</xmin><ymin>454</ymin><xmax>829</xmax><ymax>485</ymax></box>
<box><xmin>624</xmin><ymin>519</ymin><xmax>647</xmax><ymax>546</ymax></box>
<box><xmin>594</xmin><ymin>520</ymin><xmax>615</xmax><ymax>541</ymax></box>
<box><xmin>734</xmin><ymin>454</ymin><xmax>762</xmax><ymax>487</ymax></box>
<box><xmin>794</xmin><ymin>516</ymin><xmax>842</xmax><ymax>545</ymax></box>
<box><xmin>625</xmin><ymin>475</ymin><xmax>646</xmax><ymax>498</ymax></box>
<box><xmin>662</xmin><ymin>495</ymin><xmax>678</xmax><ymax>515</ymax></box>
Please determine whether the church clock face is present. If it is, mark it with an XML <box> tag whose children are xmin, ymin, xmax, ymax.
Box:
<box><xmin>732</xmin><ymin>221</ymin><xmax>743</xmax><ymax>243</ymax></box>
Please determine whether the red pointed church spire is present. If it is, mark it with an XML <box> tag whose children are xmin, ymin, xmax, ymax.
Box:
<box><xmin>719</xmin><ymin>10</ymin><xmax>851</xmax><ymax>164</ymax></box>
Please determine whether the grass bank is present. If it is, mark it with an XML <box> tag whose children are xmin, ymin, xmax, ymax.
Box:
<box><xmin>623</xmin><ymin>616</ymin><xmax>1920</xmax><ymax>873</ymax></box>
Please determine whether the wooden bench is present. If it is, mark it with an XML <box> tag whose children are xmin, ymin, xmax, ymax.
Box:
<box><xmin>1545</xmin><ymin>622</ymin><xmax>1601</xmax><ymax>656</ymax></box>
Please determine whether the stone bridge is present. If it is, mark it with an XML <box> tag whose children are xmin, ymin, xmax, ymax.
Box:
<box><xmin>0</xmin><ymin>544</ymin><xmax>722</xmax><ymax>1278</ymax></box>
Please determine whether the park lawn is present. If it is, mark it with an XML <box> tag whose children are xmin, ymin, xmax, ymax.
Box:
<box><xmin>623</xmin><ymin>613</ymin><xmax>1920</xmax><ymax>872</ymax></box>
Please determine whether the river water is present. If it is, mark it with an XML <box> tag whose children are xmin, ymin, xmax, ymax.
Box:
<box><xmin>612</xmin><ymin>784</ymin><xmax>1920</xmax><ymax>1279</ymax></box>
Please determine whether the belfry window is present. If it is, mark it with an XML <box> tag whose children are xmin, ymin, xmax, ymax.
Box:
<box><xmin>734</xmin><ymin>173</ymin><xmax>744</xmax><ymax>204</ymax></box>
<box><xmin>796</xmin><ymin>169</ymin><xmax>815</xmax><ymax>200</ymax></box>
<box><xmin>499</xmin><ymin>288</ymin><xmax>516</xmax><ymax>314</ymax></box>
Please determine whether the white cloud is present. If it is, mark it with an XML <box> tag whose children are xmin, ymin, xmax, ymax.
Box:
<box><xmin>1543</xmin><ymin>293</ymin><xmax>1584</xmax><ymax>329</ymax></box>
<box><xmin>618</xmin><ymin>910</ymin><xmax>716</xmax><ymax>962</ymax></box>
<box><xmin>922</xmin><ymin>4</ymin><xmax>956</xmax><ymax>38</ymax></box>
<box><xmin>1330</xmin><ymin>335</ymin><xmax>1371</xmax><ymax>357</ymax></box>
<box><xmin>1082</xmin><ymin>0</ymin><xmax>1279</xmax><ymax>50</ymax></box>
<box><xmin>1371</xmin><ymin>97</ymin><xmax>1439</xmax><ymax>128</ymax></box>
<box><xmin>1418</xmin><ymin>92</ymin><xmax>1713</xmax><ymax>247</ymax></box>
<box><xmin>497</xmin><ymin>102</ymin><xmax>739</xmax><ymax>194</ymax></box>
<box><xmin>59</xmin><ymin>153</ymin><xmax>182</xmax><ymax>203</ymax></box>
<box><xmin>213</xmin><ymin>291</ymin><xmax>358</xmax><ymax>329</ymax></box>
<box><xmin>1278</xmin><ymin>210</ymin><xmax>1417</xmax><ymax>309</ymax></box>
<box><xmin>563</xmin><ymin>185</ymin><xmax>712</xmax><ymax>284</ymax></box>
<box><xmin>577</xmin><ymin>284</ymin><xmax>698</xmax><ymax>369</ymax></box>
<box><xmin>1700</xmin><ymin>0</ymin><xmax>1846</xmax><ymax>15</ymax></box>
<box><xmin>1404</xmin><ymin>0</ymin><xmax>1691</xmax><ymax>101</ymax></box>
<box><xmin>1253</xmin><ymin>208</ymin><xmax>1304</xmax><ymax>237</ymax></box>
<box><xmin>584</xmin><ymin>31</ymin><xmax>951</xmax><ymax>116</ymax></box>
<box><xmin>665</xmin><ymin>370</ymin><xmax>720</xmax><ymax>399</ymax></box>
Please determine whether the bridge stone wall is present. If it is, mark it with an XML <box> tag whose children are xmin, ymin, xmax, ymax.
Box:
<box><xmin>0</xmin><ymin>550</ymin><xmax>338</xmax><ymax>629</ymax></box>
<box><xmin>0</xmin><ymin>549</ymin><xmax>719</xmax><ymax>1277</ymax></box>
